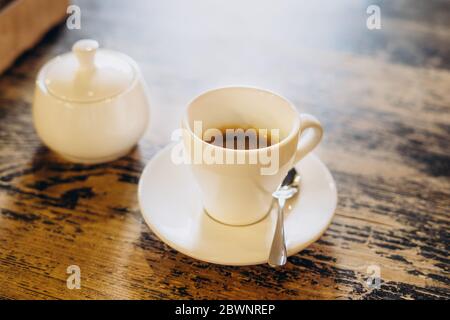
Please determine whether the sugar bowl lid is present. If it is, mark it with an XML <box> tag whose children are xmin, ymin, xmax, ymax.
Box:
<box><xmin>42</xmin><ymin>39</ymin><xmax>135</xmax><ymax>103</ymax></box>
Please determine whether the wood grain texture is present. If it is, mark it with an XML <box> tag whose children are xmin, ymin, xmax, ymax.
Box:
<box><xmin>0</xmin><ymin>0</ymin><xmax>449</xmax><ymax>299</ymax></box>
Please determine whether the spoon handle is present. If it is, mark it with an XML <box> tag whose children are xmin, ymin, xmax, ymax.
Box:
<box><xmin>268</xmin><ymin>198</ymin><xmax>287</xmax><ymax>267</ymax></box>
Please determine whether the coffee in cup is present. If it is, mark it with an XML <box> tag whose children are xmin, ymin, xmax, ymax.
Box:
<box><xmin>181</xmin><ymin>86</ymin><xmax>323</xmax><ymax>226</ymax></box>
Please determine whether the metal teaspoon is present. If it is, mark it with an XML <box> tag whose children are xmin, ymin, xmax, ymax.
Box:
<box><xmin>268</xmin><ymin>168</ymin><xmax>301</xmax><ymax>267</ymax></box>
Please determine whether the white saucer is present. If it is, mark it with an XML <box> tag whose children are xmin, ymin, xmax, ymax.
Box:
<box><xmin>138</xmin><ymin>144</ymin><xmax>337</xmax><ymax>266</ymax></box>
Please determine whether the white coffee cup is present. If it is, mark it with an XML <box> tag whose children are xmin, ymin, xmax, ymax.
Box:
<box><xmin>182</xmin><ymin>86</ymin><xmax>323</xmax><ymax>226</ymax></box>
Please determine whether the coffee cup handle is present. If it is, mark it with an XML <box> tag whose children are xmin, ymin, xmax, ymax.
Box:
<box><xmin>293</xmin><ymin>114</ymin><xmax>323</xmax><ymax>164</ymax></box>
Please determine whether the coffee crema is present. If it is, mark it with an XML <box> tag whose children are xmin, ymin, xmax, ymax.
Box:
<box><xmin>203</xmin><ymin>126</ymin><xmax>274</xmax><ymax>150</ymax></box>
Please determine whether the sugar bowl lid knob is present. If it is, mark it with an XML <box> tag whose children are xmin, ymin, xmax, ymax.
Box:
<box><xmin>43</xmin><ymin>39</ymin><xmax>135</xmax><ymax>103</ymax></box>
<box><xmin>72</xmin><ymin>39</ymin><xmax>99</xmax><ymax>71</ymax></box>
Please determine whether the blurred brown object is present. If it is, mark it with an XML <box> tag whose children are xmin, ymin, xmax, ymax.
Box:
<box><xmin>0</xmin><ymin>0</ymin><xmax>68</xmax><ymax>74</ymax></box>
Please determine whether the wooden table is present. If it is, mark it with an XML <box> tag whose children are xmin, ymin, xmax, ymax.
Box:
<box><xmin>0</xmin><ymin>0</ymin><xmax>449</xmax><ymax>300</ymax></box>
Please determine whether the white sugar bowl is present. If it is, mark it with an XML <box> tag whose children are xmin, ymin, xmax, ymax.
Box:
<box><xmin>33</xmin><ymin>39</ymin><xmax>150</xmax><ymax>164</ymax></box>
